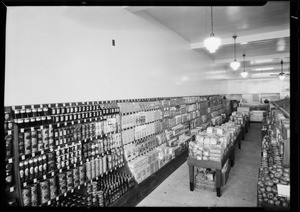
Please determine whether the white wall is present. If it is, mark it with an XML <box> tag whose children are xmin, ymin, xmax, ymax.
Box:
<box><xmin>5</xmin><ymin>6</ymin><xmax>226</xmax><ymax>106</ymax></box>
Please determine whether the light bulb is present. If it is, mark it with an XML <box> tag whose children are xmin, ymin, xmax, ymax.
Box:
<box><xmin>230</xmin><ymin>60</ymin><xmax>241</xmax><ymax>70</ymax></box>
<box><xmin>241</xmin><ymin>71</ymin><xmax>248</xmax><ymax>78</ymax></box>
<box><xmin>279</xmin><ymin>73</ymin><xmax>285</xmax><ymax>80</ymax></box>
<box><xmin>204</xmin><ymin>35</ymin><xmax>221</xmax><ymax>53</ymax></box>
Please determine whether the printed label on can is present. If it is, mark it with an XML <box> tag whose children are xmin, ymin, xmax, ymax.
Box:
<box><xmin>22</xmin><ymin>187</ymin><xmax>31</xmax><ymax>206</ymax></box>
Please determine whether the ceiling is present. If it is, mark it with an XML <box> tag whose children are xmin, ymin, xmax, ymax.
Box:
<box><xmin>124</xmin><ymin>1</ymin><xmax>290</xmax><ymax>80</ymax></box>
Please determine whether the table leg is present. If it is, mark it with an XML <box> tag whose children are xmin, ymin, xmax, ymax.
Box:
<box><xmin>230</xmin><ymin>149</ymin><xmax>235</xmax><ymax>167</ymax></box>
<box><xmin>189</xmin><ymin>165</ymin><xmax>194</xmax><ymax>191</ymax></box>
<box><xmin>216</xmin><ymin>170</ymin><xmax>222</xmax><ymax>197</ymax></box>
<box><xmin>238</xmin><ymin>134</ymin><xmax>241</xmax><ymax>149</ymax></box>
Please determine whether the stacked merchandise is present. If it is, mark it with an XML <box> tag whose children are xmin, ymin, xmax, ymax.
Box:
<box><xmin>189</xmin><ymin>121</ymin><xmax>240</xmax><ymax>162</ymax></box>
<box><xmin>237</xmin><ymin>106</ymin><xmax>250</xmax><ymax>118</ymax></box>
<box><xmin>195</xmin><ymin>168</ymin><xmax>216</xmax><ymax>191</ymax></box>
<box><xmin>127</xmin><ymin>149</ymin><xmax>160</xmax><ymax>183</ymax></box>
<box><xmin>258</xmin><ymin>104</ymin><xmax>290</xmax><ymax>209</ymax></box>
<box><xmin>229</xmin><ymin>111</ymin><xmax>247</xmax><ymax>125</ymax></box>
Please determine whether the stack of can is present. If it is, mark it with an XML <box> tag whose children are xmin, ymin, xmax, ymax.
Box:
<box><xmin>39</xmin><ymin>180</ymin><xmax>50</xmax><ymax>204</ymax></box>
<box><xmin>96</xmin><ymin>191</ymin><xmax>104</xmax><ymax>207</ymax></box>
<box><xmin>58</xmin><ymin>172</ymin><xmax>67</xmax><ymax>195</ymax></box>
<box><xmin>66</xmin><ymin>169</ymin><xmax>73</xmax><ymax>191</ymax></box>
<box><xmin>30</xmin><ymin>184</ymin><xmax>38</xmax><ymax>206</ymax></box>
<box><xmin>42</xmin><ymin>128</ymin><xmax>49</xmax><ymax>150</ymax></box>
<box><xmin>49</xmin><ymin>176</ymin><xmax>57</xmax><ymax>200</ymax></box>
<box><xmin>78</xmin><ymin>165</ymin><xmax>85</xmax><ymax>185</ymax></box>
<box><xmin>22</xmin><ymin>186</ymin><xmax>31</xmax><ymax>206</ymax></box>
<box><xmin>91</xmin><ymin>159</ymin><xmax>96</xmax><ymax>179</ymax></box>
<box><xmin>73</xmin><ymin>167</ymin><xmax>79</xmax><ymax>187</ymax></box>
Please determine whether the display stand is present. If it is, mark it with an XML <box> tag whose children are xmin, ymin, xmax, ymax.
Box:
<box><xmin>187</xmin><ymin>130</ymin><xmax>242</xmax><ymax>197</ymax></box>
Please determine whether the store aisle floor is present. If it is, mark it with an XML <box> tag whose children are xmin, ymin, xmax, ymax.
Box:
<box><xmin>137</xmin><ymin>123</ymin><xmax>262</xmax><ymax>207</ymax></box>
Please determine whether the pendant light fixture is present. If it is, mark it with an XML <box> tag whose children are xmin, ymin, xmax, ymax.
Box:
<box><xmin>204</xmin><ymin>6</ymin><xmax>221</xmax><ymax>53</ymax></box>
<box><xmin>278</xmin><ymin>59</ymin><xmax>285</xmax><ymax>80</ymax></box>
<box><xmin>241</xmin><ymin>54</ymin><xmax>248</xmax><ymax>78</ymax></box>
<box><xmin>230</xmin><ymin>35</ymin><xmax>240</xmax><ymax>70</ymax></box>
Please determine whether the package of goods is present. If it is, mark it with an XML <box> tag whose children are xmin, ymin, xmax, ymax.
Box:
<box><xmin>215</xmin><ymin>126</ymin><xmax>225</xmax><ymax>135</ymax></box>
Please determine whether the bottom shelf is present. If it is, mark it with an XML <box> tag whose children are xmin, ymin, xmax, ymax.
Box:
<box><xmin>110</xmin><ymin>149</ymin><xmax>188</xmax><ymax>206</ymax></box>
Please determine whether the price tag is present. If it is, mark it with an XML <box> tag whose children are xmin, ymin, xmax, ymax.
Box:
<box><xmin>59</xmin><ymin>169</ymin><xmax>62</xmax><ymax>173</ymax></box>
<box><xmin>57</xmin><ymin>123</ymin><xmax>60</xmax><ymax>127</ymax></box>
<box><xmin>47</xmin><ymin>201</ymin><xmax>51</xmax><ymax>206</ymax></box>
<box><xmin>71</xmin><ymin>189</ymin><xmax>74</xmax><ymax>193</ymax></box>
<box><xmin>21</xmin><ymin>128</ymin><xmax>24</xmax><ymax>133</ymax></box>
<box><xmin>277</xmin><ymin>184</ymin><xmax>290</xmax><ymax>198</ymax></box>
<box><xmin>56</xmin><ymin>196</ymin><xmax>59</xmax><ymax>201</ymax></box>
<box><xmin>33</xmin><ymin>179</ymin><xmax>37</xmax><ymax>183</ymax></box>
<box><xmin>78</xmin><ymin>186</ymin><xmax>80</xmax><ymax>190</ymax></box>
<box><xmin>31</xmin><ymin>127</ymin><xmax>34</xmax><ymax>131</ymax></box>
<box><xmin>23</xmin><ymin>182</ymin><xmax>27</xmax><ymax>187</ymax></box>
<box><xmin>8</xmin><ymin>158</ymin><xmax>13</xmax><ymax>163</ymax></box>
<box><xmin>84</xmin><ymin>182</ymin><xmax>87</xmax><ymax>186</ymax></box>
<box><xmin>21</xmin><ymin>155</ymin><xmax>25</xmax><ymax>160</ymax></box>
<box><xmin>51</xmin><ymin>172</ymin><xmax>54</xmax><ymax>177</ymax></box>
<box><xmin>72</xmin><ymin>121</ymin><xmax>74</xmax><ymax>125</ymax></box>
<box><xmin>64</xmin><ymin>193</ymin><xmax>67</xmax><ymax>197</ymax></box>
<box><xmin>64</xmin><ymin>122</ymin><xmax>67</xmax><ymax>126</ymax></box>
<box><xmin>43</xmin><ymin>175</ymin><xmax>46</xmax><ymax>180</ymax></box>
<box><xmin>9</xmin><ymin>187</ymin><xmax>14</xmax><ymax>192</ymax></box>
<box><xmin>90</xmin><ymin>118</ymin><xmax>92</xmax><ymax>122</ymax></box>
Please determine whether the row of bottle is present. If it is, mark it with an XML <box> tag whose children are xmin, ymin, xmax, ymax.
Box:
<box><xmin>13</xmin><ymin>103</ymin><xmax>119</xmax><ymax>119</ymax></box>
<box><xmin>21</xmin><ymin>166</ymin><xmax>85</xmax><ymax>206</ymax></box>
<box><xmin>50</xmin><ymin>192</ymin><xmax>104</xmax><ymax>207</ymax></box>
<box><xmin>85</xmin><ymin>153</ymin><xmax>124</xmax><ymax>181</ymax></box>
<box><xmin>82</xmin><ymin>135</ymin><xmax>122</xmax><ymax>158</ymax></box>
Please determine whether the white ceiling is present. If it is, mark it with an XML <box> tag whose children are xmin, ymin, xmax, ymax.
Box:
<box><xmin>124</xmin><ymin>1</ymin><xmax>290</xmax><ymax>80</ymax></box>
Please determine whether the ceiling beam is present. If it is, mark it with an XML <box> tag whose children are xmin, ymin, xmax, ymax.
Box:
<box><xmin>122</xmin><ymin>6</ymin><xmax>151</xmax><ymax>13</ymax></box>
<box><xmin>190</xmin><ymin>29</ymin><xmax>290</xmax><ymax>50</ymax></box>
<box><xmin>215</xmin><ymin>53</ymin><xmax>290</xmax><ymax>64</ymax></box>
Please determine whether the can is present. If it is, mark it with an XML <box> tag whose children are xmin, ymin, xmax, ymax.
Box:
<box><xmin>58</xmin><ymin>173</ymin><xmax>67</xmax><ymax>194</ymax></box>
<box><xmin>38</xmin><ymin>156</ymin><xmax>43</xmax><ymax>178</ymax></box>
<box><xmin>18</xmin><ymin>132</ymin><xmax>25</xmax><ymax>156</ymax></box>
<box><xmin>33</xmin><ymin>158</ymin><xmax>38</xmax><ymax>179</ymax></box>
<box><xmin>48</xmin><ymin>127</ymin><xmax>53</xmax><ymax>138</ymax></box>
<box><xmin>24</xmin><ymin>130</ymin><xmax>31</xmax><ymax>155</ymax></box>
<box><xmin>49</xmin><ymin>177</ymin><xmax>57</xmax><ymax>200</ymax></box>
<box><xmin>39</xmin><ymin>180</ymin><xmax>49</xmax><ymax>204</ymax></box>
<box><xmin>31</xmin><ymin>130</ymin><xmax>38</xmax><ymax>153</ymax></box>
<box><xmin>42</xmin><ymin>128</ymin><xmax>49</xmax><ymax>150</ymax></box>
<box><xmin>37</xmin><ymin>130</ymin><xmax>43</xmax><ymax>152</ymax></box>
<box><xmin>22</xmin><ymin>187</ymin><xmax>31</xmax><ymax>206</ymax></box>
<box><xmin>66</xmin><ymin>170</ymin><xmax>73</xmax><ymax>191</ymax></box>
<box><xmin>48</xmin><ymin>161</ymin><xmax>55</xmax><ymax>173</ymax></box>
<box><xmin>86</xmin><ymin>183</ymin><xmax>92</xmax><ymax>194</ymax></box>
<box><xmin>30</xmin><ymin>184</ymin><xmax>38</xmax><ymax>206</ymax></box>
<box><xmin>19</xmin><ymin>161</ymin><xmax>25</xmax><ymax>184</ymax></box>
<box><xmin>73</xmin><ymin>168</ymin><xmax>79</xmax><ymax>187</ymax></box>
<box><xmin>49</xmin><ymin>137</ymin><xmax>54</xmax><ymax>149</ymax></box>
<box><xmin>42</xmin><ymin>155</ymin><xmax>47</xmax><ymax>175</ymax></box>
<box><xmin>29</xmin><ymin>159</ymin><xmax>34</xmax><ymax>181</ymax></box>
<box><xmin>24</xmin><ymin>160</ymin><xmax>29</xmax><ymax>182</ymax></box>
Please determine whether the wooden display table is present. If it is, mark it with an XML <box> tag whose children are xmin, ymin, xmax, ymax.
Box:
<box><xmin>187</xmin><ymin>130</ymin><xmax>242</xmax><ymax>197</ymax></box>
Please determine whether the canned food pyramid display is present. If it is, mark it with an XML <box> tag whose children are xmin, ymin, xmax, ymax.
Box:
<box><xmin>4</xmin><ymin>95</ymin><xmax>230</xmax><ymax>206</ymax></box>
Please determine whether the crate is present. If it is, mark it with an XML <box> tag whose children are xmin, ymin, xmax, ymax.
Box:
<box><xmin>195</xmin><ymin>177</ymin><xmax>216</xmax><ymax>192</ymax></box>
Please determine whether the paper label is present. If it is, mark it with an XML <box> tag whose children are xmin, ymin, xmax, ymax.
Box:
<box><xmin>277</xmin><ymin>184</ymin><xmax>290</xmax><ymax>198</ymax></box>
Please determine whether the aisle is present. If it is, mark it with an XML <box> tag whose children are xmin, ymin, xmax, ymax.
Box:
<box><xmin>137</xmin><ymin>123</ymin><xmax>262</xmax><ymax>207</ymax></box>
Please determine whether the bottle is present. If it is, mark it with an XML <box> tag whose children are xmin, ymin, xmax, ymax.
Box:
<box><xmin>24</xmin><ymin>160</ymin><xmax>29</xmax><ymax>182</ymax></box>
<box><xmin>28</xmin><ymin>159</ymin><xmax>34</xmax><ymax>181</ymax></box>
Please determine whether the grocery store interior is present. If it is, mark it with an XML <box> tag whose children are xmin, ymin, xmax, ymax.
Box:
<box><xmin>3</xmin><ymin>0</ymin><xmax>295</xmax><ymax>209</ymax></box>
